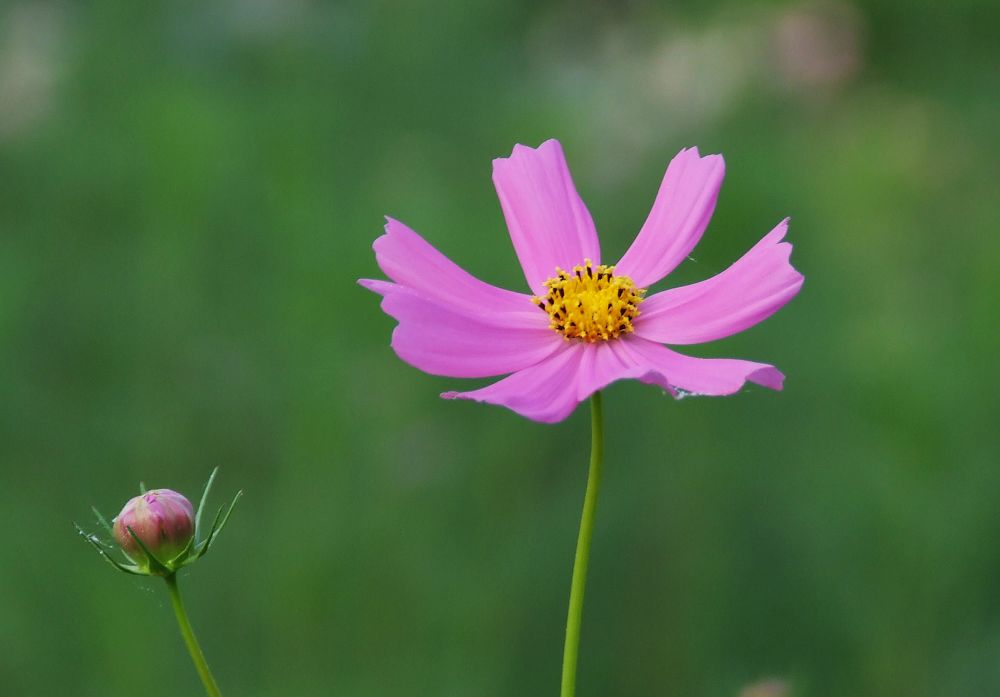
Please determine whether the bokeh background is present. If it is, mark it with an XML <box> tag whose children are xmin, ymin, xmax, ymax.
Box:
<box><xmin>2</xmin><ymin>1</ymin><xmax>998</xmax><ymax>695</ymax></box>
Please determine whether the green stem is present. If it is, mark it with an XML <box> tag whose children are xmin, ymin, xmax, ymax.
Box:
<box><xmin>164</xmin><ymin>574</ymin><xmax>222</xmax><ymax>697</ymax></box>
<box><xmin>560</xmin><ymin>391</ymin><xmax>604</xmax><ymax>697</ymax></box>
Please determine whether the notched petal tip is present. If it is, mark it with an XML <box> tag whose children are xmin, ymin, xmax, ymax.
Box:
<box><xmin>491</xmin><ymin>138</ymin><xmax>601</xmax><ymax>294</ymax></box>
<box><xmin>676</xmin><ymin>146</ymin><xmax>725</xmax><ymax>172</ymax></box>
<box><xmin>370</xmin><ymin>216</ymin><xmax>400</xmax><ymax>252</ymax></box>
<box><xmin>371</xmin><ymin>216</ymin><xmax>404</xmax><ymax>252</ymax></box>
<box><xmin>690</xmin><ymin>145</ymin><xmax>722</xmax><ymax>161</ymax></box>
<box><xmin>765</xmin><ymin>217</ymin><xmax>791</xmax><ymax>242</ymax></box>
<box><xmin>748</xmin><ymin>365</ymin><xmax>785</xmax><ymax>391</ymax></box>
<box><xmin>381</xmin><ymin>215</ymin><xmax>408</xmax><ymax>234</ymax></box>
<box><xmin>765</xmin><ymin>217</ymin><xmax>805</xmax><ymax>290</ymax></box>
<box><xmin>614</xmin><ymin>146</ymin><xmax>727</xmax><ymax>287</ymax></box>
<box><xmin>493</xmin><ymin>138</ymin><xmax>563</xmax><ymax>168</ymax></box>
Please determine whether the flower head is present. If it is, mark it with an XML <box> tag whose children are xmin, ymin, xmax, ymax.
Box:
<box><xmin>361</xmin><ymin>140</ymin><xmax>803</xmax><ymax>423</ymax></box>
<box><xmin>114</xmin><ymin>489</ymin><xmax>195</xmax><ymax>570</ymax></box>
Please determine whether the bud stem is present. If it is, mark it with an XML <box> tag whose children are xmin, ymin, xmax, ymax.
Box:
<box><xmin>164</xmin><ymin>574</ymin><xmax>223</xmax><ymax>697</ymax></box>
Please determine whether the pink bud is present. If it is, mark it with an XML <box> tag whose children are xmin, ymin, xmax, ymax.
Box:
<box><xmin>113</xmin><ymin>489</ymin><xmax>195</xmax><ymax>569</ymax></box>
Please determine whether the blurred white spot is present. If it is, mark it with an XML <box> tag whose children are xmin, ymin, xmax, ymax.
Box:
<box><xmin>740</xmin><ymin>678</ymin><xmax>791</xmax><ymax>697</ymax></box>
<box><xmin>774</xmin><ymin>1</ymin><xmax>864</xmax><ymax>91</ymax></box>
<box><xmin>0</xmin><ymin>2</ymin><xmax>66</xmax><ymax>141</ymax></box>
<box><xmin>643</xmin><ymin>25</ymin><xmax>757</xmax><ymax>130</ymax></box>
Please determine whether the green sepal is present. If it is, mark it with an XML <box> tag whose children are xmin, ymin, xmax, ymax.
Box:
<box><xmin>167</xmin><ymin>529</ymin><xmax>197</xmax><ymax>567</ymax></box>
<box><xmin>190</xmin><ymin>489</ymin><xmax>242</xmax><ymax>562</ymax></box>
<box><xmin>126</xmin><ymin>525</ymin><xmax>173</xmax><ymax>576</ymax></box>
<box><xmin>75</xmin><ymin>523</ymin><xmax>145</xmax><ymax>576</ymax></box>
<box><xmin>195</xmin><ymin>467</ymin><xmax>219</xmax><ymax>543</ymax></box>
<box><xmin>91</xmin><ymin>506</ymin><xmax>114</xmax><ymax>538</ymax></box>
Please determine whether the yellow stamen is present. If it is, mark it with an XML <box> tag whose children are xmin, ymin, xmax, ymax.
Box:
<box><xmin>532</xmin><ymin>259</ymin><xmax>645</xmax><ymax>342</ymax></box>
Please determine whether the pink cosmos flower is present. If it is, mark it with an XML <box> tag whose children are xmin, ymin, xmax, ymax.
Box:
<box><xmin>360</xmin><ymin>140</ymin><xmax>803</xmax><ymax>423</ymax></box>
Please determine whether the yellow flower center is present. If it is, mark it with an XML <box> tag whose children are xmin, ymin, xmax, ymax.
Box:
<box><xmin>532</xmin><ymin>260</ymin><xmax>645</xmax><ymax>342</ymax></box>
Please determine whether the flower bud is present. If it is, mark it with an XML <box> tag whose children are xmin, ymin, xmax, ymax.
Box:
<box><xmin>113</xmin><ymin>489</ymin><xmax>195</xmax><ymax>571</ymax></box>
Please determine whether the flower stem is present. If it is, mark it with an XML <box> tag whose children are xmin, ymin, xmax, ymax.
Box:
<box><xmin>164</xmin><ymin>573</ymin><xmax>223</xmax><ymax>697</ymax></box>
<box><xmin>560</xmin><ymin>391</ymin><xmax>604</xmax><ymax>697</ymax></box>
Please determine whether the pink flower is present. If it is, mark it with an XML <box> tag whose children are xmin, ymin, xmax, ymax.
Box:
<box><xmin>360</xmin><ymin>140</ymin><xmax>803</xmax><ymax>423</ymax></box>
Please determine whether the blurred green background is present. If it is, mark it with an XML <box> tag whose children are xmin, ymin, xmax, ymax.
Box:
<box><xmin>2</xmin><ymin>1</ymin><xmax>998</xmax><ymax>695</ymax></box>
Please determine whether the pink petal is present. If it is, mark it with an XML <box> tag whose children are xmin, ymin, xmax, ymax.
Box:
<box><xmin>372</xmin><ymin>217</ymin><xmax>532</xmax><ymax>316</ymax></box>
<box><xmin>441</xmin><ymin>330</ymin><xmax>785</xmax><ymax>422</ymax></box>
<box><xmin>618</xmin><ymin>336</ymin><xmax>785</xmax><ymax>396</ymax></box>
<box><xmin>634</xmin><ymin>219</ymin><xmax>804</xmax><ymax>345</ymax></box>
<box><xmin>360</xmin><ymin>280</ymin><xmax>561</xmax><ymax>378</ymax></box>
<box><xmin>442</xmin><ymin>341</ymin><xmax>649</xmax><ymax>423</ymax></box>
<box><xmin>493</xmin><ymin>140</ymin><xmax>601</xmax><ymax>295</ymax></box>
<box><xmin>614</xmin><ymin>148</ymin><xmax>725</xmax><ymax>288</ymax></box>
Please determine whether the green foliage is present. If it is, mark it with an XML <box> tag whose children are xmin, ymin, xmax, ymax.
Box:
<box><xmin>2</xmin><ymin>1</ymin><xmax>999</xmax><ymax>695</ymax></box>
